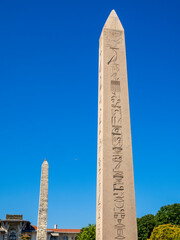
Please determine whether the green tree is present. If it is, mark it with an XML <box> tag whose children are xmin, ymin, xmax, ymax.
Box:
<box><xmin>155</xmin><ymin>203</ymin><xmax>180</xmax><ymax>226</ymax></box>
<box><xmin>77</xmin><ymin>224</ymin><xmax>96</xmax><ymax>240</ymax></box>
<box><xmin>137</xmin><ymin>214</ymin><xmax>155</xmax><ymax>240</ymax></box>
<box><xmin>148</xmin><ymin>224</ymin><xmax>180</xmax><ymax>240</ymax></box>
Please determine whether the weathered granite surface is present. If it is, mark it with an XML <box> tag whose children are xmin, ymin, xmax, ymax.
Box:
<box><xmin>96</xmin><ymin>10</ymin><xmax>138</xmax><ymax>240</ymax></box>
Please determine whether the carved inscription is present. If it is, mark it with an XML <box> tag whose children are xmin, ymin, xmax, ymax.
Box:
<box><xmin>105</xmin><ymin>29</ymin><xmax>125</xmax><ymax>239</ymax></box>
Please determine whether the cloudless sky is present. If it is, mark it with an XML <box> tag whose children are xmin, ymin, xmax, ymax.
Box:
<box><xmin>0</xmin><ymin>0</ymin><xmax>179</xmax><ymax>229</ymax></box>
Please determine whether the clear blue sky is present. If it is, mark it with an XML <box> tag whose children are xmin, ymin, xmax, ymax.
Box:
<box><xmin>0</xmin><ymin>0</ymin><xmax>179</xmax><ymax>229</ymax></box>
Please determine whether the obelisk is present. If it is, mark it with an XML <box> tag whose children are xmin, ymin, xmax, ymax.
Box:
<box><xmin>37</xmin><ymin>159</ymin><xmax>49</xmax><ymax>240</ymax></box>
<box><xmin>96</xmin><ymin>10</ymin><xmax>138</xmax><ymax>240</ymax></box>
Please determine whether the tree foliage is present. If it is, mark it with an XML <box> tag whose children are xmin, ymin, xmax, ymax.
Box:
<box><xmin>77</xmin><ymin>224</ymin><xmax>96</xmax><ymax>240</ymax></box>
<box><xmin>137</xmin><ymin>214</ymin><xmax>155</xmax><ymax>240</ymax></box>
<box><xmin>148</xmin><ymin>224</ymin><xmax>180</xmax><ymax>240</ymax></box>
<box><xmin>21</xmin><ymin>234</ymin><xmax>31</xmax><ymax>240</ymax></box>
<box><xmin>155</xmin><ymin>203</ymin><xmax>180</xmax><ymax>227</ymax></box>
<box><xmin>137</xmin><ymin>203</ymin><xmax>180</xmax><ymax>240</ymax></box>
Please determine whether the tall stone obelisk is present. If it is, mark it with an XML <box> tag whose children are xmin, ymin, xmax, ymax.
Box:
<box><xmin>96</xmin><ymin>10</ymin><xmax>138</xmax><ymax>240</ymax></box>
<box><xmin>37</xmin><ymin>159</ymin><xmax>49</xmax><ymax>240</ymax></box>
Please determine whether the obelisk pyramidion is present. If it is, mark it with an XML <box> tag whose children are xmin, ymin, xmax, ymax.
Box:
<box><xmin>96</xmin><ymin>10</ymin><xmax>138</xmax><ymax>240</ymax></box>
<box><xmin>37</xmin><ymin>159</ymin><xmax>49</xmax><ymax>240</ymax></box>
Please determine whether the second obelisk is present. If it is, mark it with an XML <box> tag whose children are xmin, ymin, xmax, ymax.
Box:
<box><xmin>96</xmin><ymin>10</ymin><xmax>138</xmax><ymax>240</ymax></box>
<box><xmin>37</xmin><ymin>159</ymin><xmax>49</xmax><ymax>240</ymax></box>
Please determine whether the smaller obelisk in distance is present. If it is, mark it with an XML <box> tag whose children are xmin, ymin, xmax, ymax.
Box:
<box><xmin>37</xmin><ymin>159</ymin><xmax>49</xmax><ymax>240</ymax></box>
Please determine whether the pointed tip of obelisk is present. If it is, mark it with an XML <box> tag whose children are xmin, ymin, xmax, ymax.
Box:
<box><xmin>110</xmin><ymin>9</ymin><xmax>118</xmax><ymax>17</ymax></box>
<box><xmin>103</xmin><ymin>9</ymin><xmax>124</xmax><ymax>31</ymax></box>
<box><xmin>43</xmin><ymin>158</ymin><xmax>49</xmax><ymax>165</ymax></box>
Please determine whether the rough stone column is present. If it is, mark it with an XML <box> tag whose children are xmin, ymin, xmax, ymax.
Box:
<box><xmin>96</xmin><ymin>10</ymin><xmax>138</xmax><ymax>240</ymax></box>
<box><xmin>37</xmin><ymin>159</ymin><xmax>49</xmax><ymax>240</ymax></box>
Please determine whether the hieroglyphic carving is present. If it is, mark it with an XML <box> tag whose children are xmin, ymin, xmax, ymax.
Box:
<box><xmin>96</xmin><ymin>10</ymin><xmax>138</xmax><ymax>240</ymax></box>
<box><xmin>104</xmin><ymin>29</ymin><xmax>126</xmax><ymax>239</ymax></box>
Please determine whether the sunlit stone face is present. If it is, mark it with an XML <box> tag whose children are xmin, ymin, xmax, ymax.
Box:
<box><xmin>96</xmin><ymin>10</ymin><xmax>138</xmax><ymax>240</ymax></box>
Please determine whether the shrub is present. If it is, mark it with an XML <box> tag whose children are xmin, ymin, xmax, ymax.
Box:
<box><xmin>149</xmin><ymin>223</ymin><xmax>180</xmax><ymax>240</ymax></box>
<box><xmin>77</xmin><ymin>224</ymin><xmax>96</xmax><ymax>240</ymax></box>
